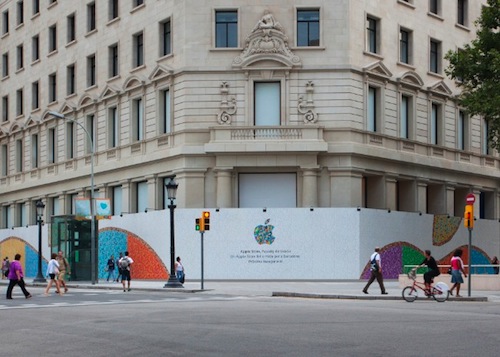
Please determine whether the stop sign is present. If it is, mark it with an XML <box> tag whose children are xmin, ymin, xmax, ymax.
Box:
<box><xmin>466</xmin><ymin>193</ymin><xmax>475</xmax><ymax>205</ymax></box>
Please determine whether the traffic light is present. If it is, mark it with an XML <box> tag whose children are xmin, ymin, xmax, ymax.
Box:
<box><xmin>464</xmin><ymin>205</ymin><xmax>474</xmax><ymax>229</ymax></box>
<box><xmin>202</xmin><ymin>211</ymin><xmax>210</xmax><ymax>231</ymax></box>
<box><xmin>195</xmin><ymin>218</ymin><xmax>200</xmax><ymax>231</ymax></box>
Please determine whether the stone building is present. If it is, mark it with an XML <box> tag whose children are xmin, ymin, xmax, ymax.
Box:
<box><xmin>0</xmin><ymin>0</ymin><xmax>497</xmax><ymax>228</ymax></box>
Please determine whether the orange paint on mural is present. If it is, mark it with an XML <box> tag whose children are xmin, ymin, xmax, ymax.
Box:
<box><xmin>128</xmin><ymin>235</ymin><xmax>169</xmax><ymax>279</ymax></box>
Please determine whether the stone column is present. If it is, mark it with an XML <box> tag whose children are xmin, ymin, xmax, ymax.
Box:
<box><xmin>146</xmin><ymin>175</ymin><xmax>157</xmax><ymax>210</ymax></box>
<box><xmin>215</xmin><ymin>169</ymin><xmax>232</xmax><ymax>208</ymax></box>
<box><xmin>302</xmin><ymin>169</ymin><xmax>318</xmax><ymax>207</ymax></box>
<box><xmin>385</xmin><ymin>176</ymin><xmax>397</xmax><ymax>211</ymax></box>
<box><xmin>120</xmin><ymin>180</ymin><xmax>131</xmax><ymax>214</ymax></box>
<box><xmin>446</xmin><ymin>185</ymin><xmax>456</xmax><ymax>216</ymax></box>
<box><xmin>417</xmin><ymin>181</ymin><xmax>428</xmax><ymax>214</ymax></box>
<box><xmin>175</xmin><ymin>170</ymin><xmax>206</xmax><ymax>208</ymax></box>
<box><xmin>329</xmin><ymin>170</ymin><xmax>363</xmax><ymax>207</ymax></box>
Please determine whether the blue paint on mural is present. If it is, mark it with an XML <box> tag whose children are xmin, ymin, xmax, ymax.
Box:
<box><xmin>98</xmin><ymin>230</ymin><xmax>127</xmax><ymax>279</ymax></box>
<box><xmin>25</xmin><ymin>245</ymin><xmax>47</xmax><ymax>278</ymax></box>
<box><xmin>472</xmin><ymin>249</ymin><xmax>495</xmax><ymax>274</ymax></box>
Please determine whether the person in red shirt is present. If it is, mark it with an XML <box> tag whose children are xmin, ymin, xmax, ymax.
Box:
<box><xmin>449</xmin><ymin>249</ymin><xmax>467</xmax><ymax>297</ymax></box>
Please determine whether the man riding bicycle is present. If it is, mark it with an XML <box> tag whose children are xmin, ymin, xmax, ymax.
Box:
<box><xmin>413</xmin><ymin>250</ymin><xmax>440</xmax><ymax>295</ymax></box>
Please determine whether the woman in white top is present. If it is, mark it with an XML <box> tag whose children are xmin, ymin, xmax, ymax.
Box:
<box><xmin>175</xmin><ymin>256</ymin><xmax>184</xmax><ymax>284</ymax></box>
<box><xmin>44</xmin><ymin>253</ymin><xmax>63</xmax><ymax>296</ymax></box>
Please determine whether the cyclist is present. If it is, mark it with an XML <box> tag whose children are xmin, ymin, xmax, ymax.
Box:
<box><xmin>413</xmin><ymin>250</ymin><xmax>440</xmax><ymax>295</ymax></box>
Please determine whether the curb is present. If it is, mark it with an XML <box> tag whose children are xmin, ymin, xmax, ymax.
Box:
<box><xmin>272</xmin><ymin>292</ymin><xmax>488</xmax><ymax>302</ymax></box>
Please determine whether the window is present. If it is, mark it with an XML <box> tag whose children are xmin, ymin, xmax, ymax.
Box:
<box><xmin>16</xmin><ymin>88</ymin><xmax>23</xmax><ymax>116</ymax></box>
<box><xmin>109</xmin><ymin>0</ymin><xmax>119</xmax><ymax>20</ymax></box>
<box><xmin>48</xmin><ymin>72</ymin><xmax>57</xmax><ymax>102</ymax></box>
<box><xmin>431</xmin><ymin>103</ymin><xmax>441</xmax><ymax>145</ymax></box>
<box><xmin>19</xmin><ymin>202</ymin><xmax>27</xmax><ymax>226</ymax></box>
<box><xmin>457</xmin><ymin>110</ymin><xmax>468</xmax><ymax>150</ymax></box>
<box><xmin>367</xmin><ymin>86</ymin><xmax>380</xmax><ymax>132</ymax></box>
<box><xmin>457</xmin><ymin>0</ymin><xmax>468</xmax><ymax>26</ymax></box>
<box><xmin>48</xmin><ymin>24</ymin><xmax>57</xmax><ymax>52</ymax></box>
<box><xmin>87</xmin><ymin>2</ymin><xmax>96</xmax><ymax>32</ymax></box>
<box><xmin>1</xmin><ymin>144</ymin><xmax>7</xmax><ymax>176</ymax></box>
<box><xmin>15</xmin><ymin>139</ymin><xmax>23</xmax><ymax>172</ymax></box>
<box><xmin>2</xmin><ymin>10</ymin><xmax>9</xmax><ymax>35</ymax></box>
<box><xmin>132</xmin><ymin>98</ymin><xmax>143</xmax><ymax>141</ymax></box>
<box><xmin>133</xmin><ymin>0</ymin><xmax>144</xmax><ymax>8</ymax></box>
<box><xmin>49</xmin><ymin>0</ymin><xmax>57</xmax><ymax>5</ymax></box>
<box><xmin>399</xmin><ymin>28</ymin><xmax>412</xmax><ymax>64</ymax></box>
<box><xmin>2</xmin><ymin>52</ymin><xmax>8</xmax><ymax>77</ymax></box>
<box><xmin>400</xmin><ymin>95</ymin><xmax>413</xmax><ymax>139</ymax></box>
<box><xmin>16</xmin><ymin>44</ymin><xmax>23</xmax><ymax>70</ymax></box>
<box><xmin>429</xmin><ymin>0</ymin><xmax>440</xmax><ymax>15</ymax></box>
<box><xmin>297</xmin><ymin>9</ymin><xmax>319</xmax><ymax>47</ymax></box>
<box><xmin>31</xmin><ymin>133</ymin><xmax>38</xmax><ymax>168</ymax></box>
<box><xmin>1</xmin><ymin>96</ymin><xmax>8</xmax><ymax>121</ymax></box>
<box><xmin>133</xmin><ymin>32</ymin><xmax>144</xmax><ymax>67</ymax></box>
<box><xmin>67</xmin><ymin>13</ymin><xmax>76</xmax><ymax>43</ymax></box>
<box><xmin>254</xmin><ymin>82</ymin><xmax>280</xmax><ymax>126</ymax></box>
<box><xmin>160</xmin><ymin>19</ymin><xmax>171</xmax><ymax>56</ymax></box>
<box><xmin>31</xmin><ymin>81</ymin><xmax>39</xmax><ymax>110</ymax></box>
<box><xmin>215</xmin><ymin>10</ymin><xmax>237</xmax><ymax>48</ymax></box>
<box><xmin>32</xmin><ymin>35</ymin><xmax>39</xmax><ymax>61</ymax></box>
<box><xmin>366</xmin><ymin>16</ymin><xmax>379</xmax><ymax>54</ymax></box>
<box><xmin>108</xmin><ymin>106</ymin><xmax>118</xmax><ymax>148</ymax></box>
<box><xmin>482</xmin><ymin>118</ymin><xmax>490</xmax><ymax>155</ymax></box>
<box><xmin>112</xmin><ymin>186</ymin><xmax>122</xmax><ymax>215</ymax></box>
<box><xmin>66</xmin><ymin>122</ymin><xmax>74</xmax><ymax>159</ymax></box>
<box><xmin>136</xmin><ymin>181</ymin><xmax>148</xmax><ymax>213</ymax></box>
<box><xmin>160</xmin><ymin>89</ymin><xmax>171</xmax><ymax>134</ymax></box>
<box><xmin>32</xmin><ymin>0</ymin><xmax>40</xmax><ymax>16</ymax></box>
<box><xmin>48</xmin><ymin>127</ymin><xmax>56</xmax><ymax>164</ymax></box>
<box><xmin>66</xmin><ymin>63</ymin><xmax>76</xmax><ymax>95</ymax></box>
<box><xmin>87</xmin><ymin>54</ymin><xmax>96</xmax><ymax>87</ymax></box>
<box><xmin>86</xmin><ymin>114</ymin><xmax>95</xmax><ymax>154</ymax></box>
<box><xmin>17</xmin><ymin>1</ymin><xmax>24</xmax><ymax>26</ymax></box>
<box><xmin>429</xmin><ymin>39</ymin><xmax>441</xmax><ymax>74</ymax></box>
<box><xmin>108</xmin><ymin>43</ymin><xmax>119</xmax><ymax>78</ymax></box>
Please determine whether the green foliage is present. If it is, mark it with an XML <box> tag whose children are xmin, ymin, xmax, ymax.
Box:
<box><xmin>445</xmin><ymin>0</ymin><xmax>500</xmax><ymax>149</ymax></box>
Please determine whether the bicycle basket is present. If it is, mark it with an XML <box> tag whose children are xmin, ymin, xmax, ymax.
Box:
<box><xmin>407</xmin><ymin>270</ymin><xmax>416</xmax><ymax>280</ymax></box>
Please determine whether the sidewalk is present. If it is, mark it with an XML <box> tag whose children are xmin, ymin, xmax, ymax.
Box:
<box><xmin>2</xmin><ymin>279</ymin><xmax>493</xmax><ymax>302</ymax></box>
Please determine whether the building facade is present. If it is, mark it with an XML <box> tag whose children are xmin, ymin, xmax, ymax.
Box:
<box><xmin>0</xmin><ymin>0</ymin><xmax>497</xmax><ymax>229</ymax></box>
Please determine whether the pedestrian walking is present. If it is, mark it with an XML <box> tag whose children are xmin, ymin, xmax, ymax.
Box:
<box><xmin>116</xmin><ymin>252</ymin><xmax>123</xmax><ymax>283</ymax></box>
<box><xmin>363</xmin><ymin>247</ymin><xmax>388</xmax><ymax>295</ymax></box>
<box><xmin>106</xmin><ymin>255</ymin><xmax>116</xmax><ymax>282</ymax></box>
<box><xmin>56</xmin><ymin>251</ymin><xmax>71</xmax><ymax>293</ymax></box>
<box><xmin>449</xmin><ymin>249</ymin><xmax>467</xmax><ymax>297</ymax></box>
<box><xmin>492</xmin><ymin>256</ymin><xmax>499</xmax><ymax>275</ymax></box>
<box><xmin>2</xmin><ymin>256</ymin><xmax>10</xmax><ymax>279</ymax></box>
<box><xmin>119</xmin><ymin>251</ymin><xmax>134</xmax><ymax>292</ymax></box>
<box><xmin>175</xmin><ymin>256</ymin><xmax>185</xmax><ymax>284</ymax></box>
<box><xmin>45</xmin><ymin>253</ymin><xmax>63</xmax><ymax>296</ymax></box>
<box><xmin>6</xmin><ymin>254</ymin><xmax>32</xmax><ymax>299</ymax></box>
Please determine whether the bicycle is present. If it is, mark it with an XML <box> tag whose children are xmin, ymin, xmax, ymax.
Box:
<box><xmin>402</xmin><ymin>269</ymin><xmax>449</xmax><ymax>302</ymax></box>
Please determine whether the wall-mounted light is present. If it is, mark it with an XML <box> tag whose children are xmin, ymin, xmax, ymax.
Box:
<box><xmin>387</xmin><ymin>209</ymin><xmax>391</xmax><ymax>213</ymax></box>
<box><xmin>357</xmin><ymin>206</ymin><xmax>361</xmax><ymax>212</ymax></box>
<box><xmin>215</xmin><ymin>208</ymin><xmax>220</xmax><ymax>212</ymax></box>
<box><xmin>263</xmin><ymin>208</ymin><xmax>267</xmax><ymax>212</ymax></box>
<box><xmin>120</xmin><ymin>212</ymin><xmax>129</xmax><ymax>217</ymax></box>
<box><xmin>419</xmin><ymin>211</ymin><xmax>422</xmax><ymax>216</ymax></box>
<box><xmin>309</xmin><ymin>207</ymin><xmax>314</xmax><ymax>212</ymax></box>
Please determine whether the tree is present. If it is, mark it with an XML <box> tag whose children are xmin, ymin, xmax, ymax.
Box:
<box><xmin>445</xmin><ymin>0</ymin><xmax>500</xmax><ymax>149</ymax></box>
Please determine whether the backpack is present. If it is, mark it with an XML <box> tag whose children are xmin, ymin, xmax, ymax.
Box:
<box><xmin>119</xmin><ymin>258</ymin><xmax>129</xmax><ymax>269</ymax></box>
<box><xmin>370</xmin><ymin>254</ymin><xmax>379</xmax><ymax>272</ymax></box>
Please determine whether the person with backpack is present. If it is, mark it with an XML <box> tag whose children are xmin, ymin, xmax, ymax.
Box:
<box><xmin>56</xmin><ymin>251</ymin><xmax>71</xmax><ymax>293</ymax></box>
<box><xmin>119</xmin><ymin>251</ymin><xmax>134</xmax><ymax>292</ymax></box>
<box><xmin>2</xmin><ymin>257</ymin><xmax>10</xmax><ymax>279</ymax></box>
<box><xmin>106</xmin><ymin>255</ymin><xmax>116</xmax><ymax>282</ymax></box>
<box><xmin>362</xmin><ymin>247</ymin><xmax>388</xmax><ymax>295</ymax></box>
<box><xmin>115</xmin><ymin>252</ymin><xmax>123</xmax><ymax>283</ymax></box>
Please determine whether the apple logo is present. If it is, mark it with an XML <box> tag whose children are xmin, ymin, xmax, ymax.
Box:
<box><xmin>254</xmin><ymin>219</ymin><xmax>276</xmax><ymax>245</ymax></box>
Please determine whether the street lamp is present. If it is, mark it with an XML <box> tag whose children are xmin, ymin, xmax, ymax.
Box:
<box><xmin>33</xmin><ymin>200</ymin><xmax>47</xmax><ymax>283</ymax></box>
<box><xmin>48</xmin><ymin>111</ymin><xmax>97</xmax><ymax>285</ymax></box>
<box><xmin>164</xmin><ymin>177</ymin><xmax>183</xmax><ymax>288</ymax></box>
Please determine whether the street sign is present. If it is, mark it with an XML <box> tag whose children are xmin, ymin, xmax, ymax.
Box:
<box><xmin>466</xmin><ymin>193</ymin><xmax>475</xmax><ymax>205</ymax></box>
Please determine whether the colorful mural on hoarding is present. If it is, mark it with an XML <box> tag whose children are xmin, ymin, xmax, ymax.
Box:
<box><xmin>0</xmin><ymin>237</ymin><xmax>48</xmax><ymax>277</ymax></box>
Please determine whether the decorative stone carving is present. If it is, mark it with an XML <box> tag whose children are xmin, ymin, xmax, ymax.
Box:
<box><xmin>217</xmin><ymin>82</ymin><xmax>237</xmax><ymax>125</ymax></box>
<box><xmin>298</xmin><ymin>81</ymin><xmax>318</xmax><ymax>123</ymax></box>
<box><xmin>233</xmin><ymin>11</ymin><xmax>301</xmax><ymax>69</ymax></box>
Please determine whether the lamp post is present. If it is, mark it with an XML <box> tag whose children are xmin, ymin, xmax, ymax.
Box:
<box><xmin>33</xmin><ymin>200</ymin><xmax>47</xmax><ymax>283</ymax></box>
<box><xmin>164</xmin><ymin>177</ymin><xmax>183</xmax><ymax>288</ymax></box>
<box><xmin>48</xmin><ymin>111</ymin><xmax>97</xmax><ymax>284</ymax></box>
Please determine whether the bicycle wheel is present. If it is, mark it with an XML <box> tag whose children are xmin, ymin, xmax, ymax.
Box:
<box><xmin>402</xmin><ymin>286</ymin><xmax>418</xmax><ymax>302</ymax></box>
<box><xmin>432</xmin><ymin>282</ymin><xmax>449</xmax><ymax>302</ymax></box>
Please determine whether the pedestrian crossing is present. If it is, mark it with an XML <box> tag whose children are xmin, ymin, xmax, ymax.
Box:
<box><xmin>0</xmin><ymin>291</ymin><xmax>263</xmax><ymax>310</ymax></box>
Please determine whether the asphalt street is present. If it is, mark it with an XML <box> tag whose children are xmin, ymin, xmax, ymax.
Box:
<box><xmin>1</xmin><ymin>283</ymin><xmax>500</xmax><ymax>356</ymax></box>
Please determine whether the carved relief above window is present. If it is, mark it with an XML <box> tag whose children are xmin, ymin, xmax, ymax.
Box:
<box><xmin>298</xmin><ymin>81</ymin><xmax>318</xmax><ymax>124</ymax></box>
<box><xmin>232</xmin><ymin>11</ymin><xmax>301</xmax><ymax>69</ymax></box>
<box><xmin>217</xmin><ymin>82</ymin><xmax>237</xmax><ymax>125</ymax></box>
